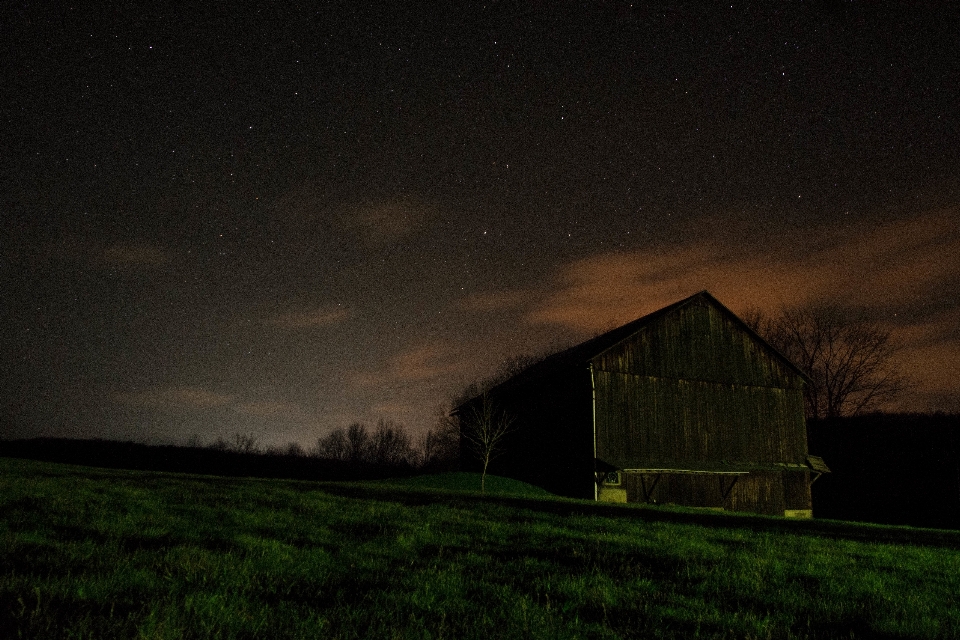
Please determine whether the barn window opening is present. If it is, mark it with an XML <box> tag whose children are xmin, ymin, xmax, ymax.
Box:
<box><xmin>602</xmin><ymin>471</ymin><xmax>622</xmax><ymax>486</ymax></box>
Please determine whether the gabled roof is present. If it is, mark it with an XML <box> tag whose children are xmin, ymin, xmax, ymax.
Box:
<box><xmin>460</xmin><ymin>290</ymin><xmax>809</xmax><ymax>405</ymax></box>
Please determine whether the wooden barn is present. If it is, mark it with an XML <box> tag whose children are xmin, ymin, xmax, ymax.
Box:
<box><xmin>456</xmin><ymin>291</ymin><xmax>829</xmax><ymax>517</ymax></box>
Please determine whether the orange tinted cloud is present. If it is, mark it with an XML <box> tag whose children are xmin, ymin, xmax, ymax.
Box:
<box><xmin>458</xmin><ymin>289</ymin><xmax>529</xmax><ymax>313</ymax></box>
<box><xmin>891</xmin><ymin>306</ymin><xmax>960</xmax><ymax>409</ymax></box>
<box><xmin>352</xmin><ymin>342</ymin><xmax>465</xmax><ymax>389</ymax></box>
<box><xmin>527</xmin><ymin>207</ymin><xmax>960</xmax><ymax>333</ymax></box>
<box><xmin>809</xmin><ymin>208</ymin><xmax>960</xmax><ymax>310</ymax></box>
<box><xmin>346</xmin><ymin>340</ymin><xmax>472</xmax><ymax>429</ymax></box>
<box><xmin>115</xmin><ymin>386</ymin><xmax>315</xmax><ymax>423</ymax></box>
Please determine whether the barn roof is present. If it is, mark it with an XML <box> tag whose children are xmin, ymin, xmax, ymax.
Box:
<box><xmin>460</xmin><ymin>290</ymin><xmax>809</xmax><ymax>406</ymax></box>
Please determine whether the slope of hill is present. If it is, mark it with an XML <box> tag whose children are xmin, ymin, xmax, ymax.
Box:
<box><xmin>2</xmin><ymin>457</ymin><xmax>959</xmax><ymax>639</ymax></box>
<box><xmin>373</xmin><ymin>471</ymin><xmax>554</xmax><ymax>497</ymax></box>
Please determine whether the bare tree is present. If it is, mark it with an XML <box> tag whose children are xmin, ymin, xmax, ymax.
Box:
<box><xmin>284</xmin><ymin>441</ymin><xmax>305</xmax><ymax>457</ymax></box>
<box><xmin>368</xmin><ymin>419</ymin><xmax>415</xmax><ymax>467</ymax></box>
<box><xmin>313</xmin><ymin>428</ymin><xmax>350</xmax><ymax>460</ymax></box>
<box><xmin>743</xmin><ymin>303</ymin><xmax>908</xmax><ymax>419</ymax></box>
<box><xmin>208</xmin><ymin>436</ymin><xmax>230</xmax><ymax>451</ymax></box>
<box><xmin>314</xmin><ymin>422</ymin><xmax>380</xmax><ymax>465</ymax></box>
<box><xmin>460</xmin><ymin>392</ymin><xmax>516</xmax><ymax>493</ymax></box>
<box><xmin>232</xmin><ymin>432</ymin><xmax>260</xmax><ymax>454</ymax></box>
<box><xmin>419</xmin><ymin>405</ymin><xmax>461</xmax><ymax>471</ymax></box>
<box><xmin>345</xmin><ymin>422</ymin><xmax>371</xmax><ymax>464</ymax></box>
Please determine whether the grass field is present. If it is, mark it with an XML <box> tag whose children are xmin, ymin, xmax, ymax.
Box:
<box><xmin>373</xmin><ymin>471</ymin><xmax>554</xmax><ymax>497</ymax></box>
<box><xmin>2</xmin><ymin>457</ymin><xmax>959</xmax><ymax>639</ymax></box>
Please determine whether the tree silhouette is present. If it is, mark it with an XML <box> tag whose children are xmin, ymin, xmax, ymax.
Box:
<box><xmin>368</xmin><ymin>419</ymin><xmax>415</xmax><ymax>467</ymax></box>
<box><xmin>231</xmin><ymin>432</ymin><xmax>260</xmax><ymax>454</ymax></box>
<box><xmin>460</xmin><ymin>392</ymin><xmax>516</xmax><ymax>493</ymax></box>
<box><xmin>345</xmin><ymin>422</ymin><xmax>371</xmax><ymax>464</ymax></box>
<box><xmin>743</xmin><ymin>303</ymin><xmax>908</xmax><ymax>419</ymax></box>
<box><xmin>420</xmin><ymin>405</ymin><xmax>461</xmax><ymax>471</ymax></box>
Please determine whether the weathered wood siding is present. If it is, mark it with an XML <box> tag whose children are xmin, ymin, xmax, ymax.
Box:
<box><xmin>592</xmin><ymin>297</ymin><xmax>802</xmax><ymax>388</ymax></box>
<box><xmin>593</xmin><ymin>297</ymin><xmax>808</xmax><ymax>469</ymax></box>
<box><xmin>727</xmin><ymin>473</ymin><xmax>785</xmax><ymax>515</ymax></box>
<box><xmin>783</xmin><ymin>471</ymin><xmax>812</xmax><ymax>511</ymax></box>
<box><xmin>594</xmin><ymin>372</ymin><xmax>807</xmax><ymax>467</ymax></box>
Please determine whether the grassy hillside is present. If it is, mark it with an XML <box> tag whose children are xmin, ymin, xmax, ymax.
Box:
<box><xmin>373</xmin><ymin>471</ymin><xmax>554</xmax><ymax>497</ymax></box>
<box><xmin>1</xmin><ymin>458</ymin><xmax>959</xmax><ymax>639</ymax></box>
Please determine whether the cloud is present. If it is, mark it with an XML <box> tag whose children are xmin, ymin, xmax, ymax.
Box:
<box><xmin>114</xmin><ymin>385</ymin><xmax>314</xmax><ymax>425</ymax></box>
<box><xmin>25</xmin><ymin>238</ymin><xmax>170</xmax><ymax>268</ymax></box>
<box><xmin>352</xmin><ymin>342</ymin><xmax>465</xmax><ymax>389</ymax></box>
<box><xmin>114</xmin><ymin>385</ymin><xmax>235</xmax><ymax>411</ymax></box>
<box><xmin>345</xmin><ymin>341</ymin><xmax>471</xmax><ymax>431</ymax></box>
<box><xmin>272</xmin><ymin>183</ymin><xmax>435</xmax><ymax>244</ymax></box>
<box><xmin>338</xmin><ymin>196</ymin><xmax>435</xmax><ymax>245</ymax></box>
<box><xmin>458</xmin><ymin>289</ymin><xmax>530</xmax><ymax>313</ymax></box>
<box><xmin>468</xmin><ymin>206</ymin><xmax>958</xmax><ymax>413</ymax></box>
<box><xmin>235</xmin><ymin>399</ymin><xmax>311</xmax><ymax>422</ymax></box>
<box><xmin>265</xmin><ymin>307</ymin><xmax>349</xmax><ymax>329</ymax></box>
<box><xmin>890</xmin><ymin>306</ymin><xmax>960</xmax><ymax>406</ymax></box>
<box><xmin>802</xmin><ymin>208</ymin><xmax>960</xmax><ymax>311</ymax></box>
<box><xmin>525</xmin><ymin>207</ymin><xmax>960</xmax><ymax>333</ymax></box>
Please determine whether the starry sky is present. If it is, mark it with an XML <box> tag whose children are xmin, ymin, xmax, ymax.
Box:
<box><xmin>3</xmin><ymin>2</ymin><xmax>959</xmax><ymax>448</ymax></box>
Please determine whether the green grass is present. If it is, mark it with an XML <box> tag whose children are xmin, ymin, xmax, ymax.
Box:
<box><xmin>2</xmin><ymin>457</ymin><xmax>959</xmax><ymax>639</ymax></box>
<box><xmin>373</xmin><ymin>471</ymin><xmax>554</xmax><ymax>497</ymax></box>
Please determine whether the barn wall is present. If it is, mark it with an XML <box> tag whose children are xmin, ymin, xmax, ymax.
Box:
<box><xmin>783</xmin><ymin>470</ymin><xmax>812</xmax><ymax>512</ymax></box>
<box><xmin>590</xmin><ymin>295</ymin><xmax>811</xmax><ymax>514</ymax></box>
<box><xmin>727</xmin><ymin>473</ymin><xmax>786</xmax><ymax>515</ymax></box>
<box><xmin>594</xmin><ymin>371</ymin><xmax>807</xmax><ymax>468</ymax></box>
<box><xmin>593</xmin><ymin>296</ymin><xmax>803</xmax><ymax>389</ymax></box>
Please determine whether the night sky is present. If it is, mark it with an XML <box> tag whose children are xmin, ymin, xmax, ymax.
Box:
<box><xmin>3</xmin><ymin>2</ymin><xmax>959</xmax><ymax>449</ymax></box>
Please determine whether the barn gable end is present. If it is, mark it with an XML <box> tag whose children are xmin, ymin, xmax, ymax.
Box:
<box><xmin>591</xmin><ymin>294</ymin><xmax>803</xmax><ymax>387</ymax></box>
<box><xmin>593</xmin><ymin>294</ymin><xmax>809</xmax><ymax>472</ymax></box>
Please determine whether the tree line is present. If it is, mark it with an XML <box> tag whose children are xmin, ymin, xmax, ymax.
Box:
<box><xmin>0</xmin><ymin>416</ymin><xmax>460</xmax><ymax>482</ymax></box>
<box><xmin>311</xmin><ymin>418</ymin><xmax>459</xmax><ymax>472</ymax></box>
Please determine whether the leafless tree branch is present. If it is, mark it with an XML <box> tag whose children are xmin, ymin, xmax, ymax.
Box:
<box><xmin>743</xmin><ymin>303</ymin><xmax>908</xmax><ymax>419</ymax></box>
<box><xmin>460</xmin><ymin>392</ymin><xmax>516</xmax><ymax>493</ymax></box>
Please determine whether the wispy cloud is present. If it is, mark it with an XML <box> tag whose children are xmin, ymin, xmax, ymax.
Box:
<box><xmin>338</xmin><ymin>196</ymin><xmax>435</xmax><ymax>245</ymax></box>
<box><xmin>26</xmin><ymin>238</ymin><xmax>171</xmax><ymax>268</ymax></box>
<box><xmin>451</xmin><ymin>207</ymin><xmax>958</xmax><ymax>413</ymax></box>
<box><xmin>345</xmin><ymin>341</ymin><xmax>472</xmax><ymax>430</ymax></box>
<box><xmin>235</xmin><ymin>399</ymin><xmax>311</xmax><ymax>422</ymax></box>
<box><xmin>352</xmin><ymin>342</ymin><xmax>465</xmax><ymax>389</ymax></box>
<box><xmin>265</xmin><ymin>307</ymin><xmax>349</xmax><ymax>329</ymax></box>
<box><xmin>458</xmin><ymin>289</ymin><xmax>530</xmax><ymax>313</ymax></box>
<box><xmin>114</xmin><ymin>385</ymin><xmax>314</xmax><ymax>424</ymax></box>
<box><xmin>113</xmin><ymin>385</ymin><xmax>235</xmax><ymax>411</ymax></box>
